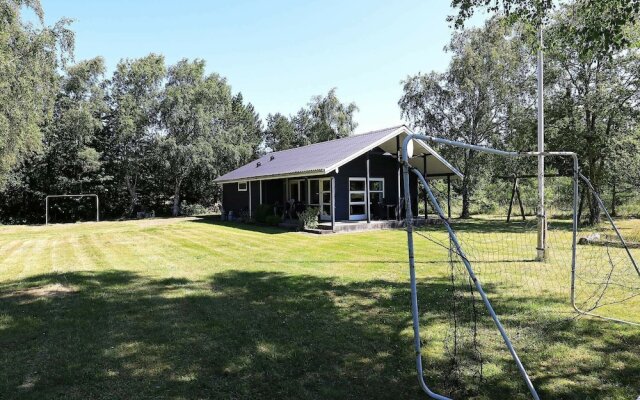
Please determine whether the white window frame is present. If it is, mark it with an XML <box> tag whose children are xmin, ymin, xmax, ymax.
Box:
<box><xmin>238</xmin><ymin>182</ymin><xmax>248</xmax><ymax>191</ymax></box>
<box><xmin>349</xmin><ymin>177</ymin><xmax>384</xmax><ymax>221</ymax></box>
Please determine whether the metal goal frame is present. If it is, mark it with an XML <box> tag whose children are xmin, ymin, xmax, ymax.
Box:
<box><xmin>401</xmin><ymin>133</ymin><xmax>640</xmax><ymax>399</ymax></box>
<box><xmin>45</xmin><ymin>194</ymin><xmax>99</xmax><ymax>225</ymax></box>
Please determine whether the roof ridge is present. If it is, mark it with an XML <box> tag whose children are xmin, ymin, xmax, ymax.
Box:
<box><xmin>264</xmin><ymin>124</ymin><xmax>406</xmax><ymax>158</ymax></box>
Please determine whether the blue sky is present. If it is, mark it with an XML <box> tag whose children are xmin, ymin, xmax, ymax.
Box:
<box><xmin>39</xmin><ymin>1</ymin><xmax>484</xmax><ymax>133</ymax></box>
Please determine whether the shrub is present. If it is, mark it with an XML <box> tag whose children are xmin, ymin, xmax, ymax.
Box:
<box><xmin>180</xmin><ymin>201</ymin><xmax>212</xmax><ymax>216</ymax></box>
<box><xmin>265</xmin><ymin>215</ymin><xmax>281</xmax><ymax>226</ymax></box>
<box><xmin>297</xmin><ymin>207</ymin><xmax>319</xmax><ymax>229</ymax></box>
<box><xmin>255</xmin><ymin>203</ymin><xmax>273</xmax><ymax>223</ymax></box>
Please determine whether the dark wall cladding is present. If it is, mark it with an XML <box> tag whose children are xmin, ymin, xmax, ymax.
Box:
<box><xmin>262</xmin><ymin>179</ymin><xmax>284</xmax><ymax>206</ymax></box>
<box><xmin>332</xmin><ymin>149</ymin><xmax>417</xmax><ymax>221</ymax></box>
<box><xmin>222</xmin><ymin>182</ymin><xmax>249</xmax><ymax>215</ymax></box>
<box><xmin>223</xmin><ymin>179</ymin><xmax>285</xmax><ymax>216</ymax></box>
<box><xmin>222</xmin><ymin>147</ymin><xmax>419</xmax><ymax>221</ymax></box>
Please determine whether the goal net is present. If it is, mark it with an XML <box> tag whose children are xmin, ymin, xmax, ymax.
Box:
<box><xmin>402</xmin><ymin>136</ymin><xmax>640</xmax><ymax>399</ymax></box>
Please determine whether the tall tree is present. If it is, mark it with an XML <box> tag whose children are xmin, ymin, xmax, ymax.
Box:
<box><xmin>400</xmin><ymin>18</ymin><xmax>527</xmax><ymax>217</ymax></box>
<box><xmin>544</xmin><ymin>7</ymin><xmax>640</xmax><ymax>223</ymax></box>
<box><xmin>159</xmin><ymin>59</ymin><xmax>232</xmax><ymax>216</ymax></box>
<box><xmin>0</xmin><ymin>0</ymin><xmax>73</xmax><ymax>188</ymax></box>
<box><xmin>264</xmin><ymin>113</ymin><xmax>298</xmax><ymax>151</ymax></box>
<box><xmin>306</xmin><ymin>87</ymin><xmax>359</xmax><ymax>143</ymax></box>
<box><xmin>108</xmin><ymin>54</ymin><xmax>166</xmax><ymax>215</ymax></box>
<box><xmin>449</xmin><ymin>0</ymin><xmax>640</xmax><ymax>56</ymax></box>
<box><xmin>44</xmin><ymin>57</ymin><xmax>107</xmax><ymax>194</ymax></box>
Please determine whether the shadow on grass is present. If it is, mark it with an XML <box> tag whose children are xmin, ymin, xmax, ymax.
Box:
<box><xmin>424</xmin><ymin>219</ymin><xmax>576</xmax><ymax>234</ymax></box>
<box><xmin>0</xmin><ymin>270</ymin><xmax>637</xmax><ymax>399</ymax></box>
<box><xmin>188</xmin><ymin>215</ymin><xmax>290</xmax><ymax>234</ymax></box>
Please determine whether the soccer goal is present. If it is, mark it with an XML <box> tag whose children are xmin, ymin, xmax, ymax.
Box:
<box><xmin>401</xmin><ymin>134</ymin><xmax>640</xmax><ymax>399</ymax></box>
<box><xmin>45</xmin><ymin>194</ymin><xmax>99</xmax><ymax>225</ymax></box>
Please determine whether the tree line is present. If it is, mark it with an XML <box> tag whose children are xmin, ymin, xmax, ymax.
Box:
<box><xmin>2</xmin><ymin>0</ymin><xmax>639</xmax><ymax>224</ymax></box>
<box><xmin>400</xmin><ymin>1</ymin><xmax>640</xmax><ymax>223</ymax></box>
<box><xmin>0</xmin><ymin>1</ymin><xmax>358</xmax><ymax>223</ymax></box>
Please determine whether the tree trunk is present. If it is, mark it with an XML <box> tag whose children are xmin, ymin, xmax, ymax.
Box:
<box><xmin>125</xmin><ymin>175</ymin><xmax>137</xmax><ymax>216</ymax></box>
<box><xmin>172</xmin><ymin>180</ymin><xmax>182</xmax><ymax>217</ymax></box>
<box><xmin>460</xmin><ymin>150</ymin><xmax>474</xmax><ymax>219</ymax></box>
<box><xmin>611</xmin><ymin>178</ymin><xmax>617</xmax><ymax>217</ymax></box>
<box><xmin>460</xmin><ymin>176</ymin><xmax>470</xmax><ymax>219</ymax></box>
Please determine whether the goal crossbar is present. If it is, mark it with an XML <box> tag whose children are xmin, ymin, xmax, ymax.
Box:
<box><xmin>45</xmin><ymin>194</ymin><xmax>99</xmax><ymax>225</ymax></box>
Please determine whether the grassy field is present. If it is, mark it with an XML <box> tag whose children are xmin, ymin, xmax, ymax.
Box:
<box><xmin>0</xmin><ymin>217</ymin><xmax>638</xmax><ymax>399</ymax></box>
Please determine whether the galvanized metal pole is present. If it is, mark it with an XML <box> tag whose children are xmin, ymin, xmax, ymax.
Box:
<box><xmin>410</xmin><ymin>166</ymin><xmax>540</xmax><ymax>400</ymax></box>
<box><xmin>537</xmin><ymin>25</ymin><xmax>546</xmax><ymax>261</ymax></box>
<box><xmin>401</xmin><ymin>155</ymin><xmax>451</xmax><ymax>400</ymax></box>
<box><xmin>45</xmin><ymin>196</ymin><xmax>49</xmax><ymax>225</ymax></box>
<box><xmin>96</xmin><ymin>195</ymin><xmax>99</xmax><ymax>222</ymax></box>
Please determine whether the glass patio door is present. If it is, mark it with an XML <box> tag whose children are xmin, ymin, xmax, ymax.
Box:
<box><xmin>309</xmin><ymin>178</ymin><xmax>332</xmax><ymax>221</ymax></box>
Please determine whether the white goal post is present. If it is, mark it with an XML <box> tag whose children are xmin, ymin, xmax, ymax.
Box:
<box><xmin>45</xmin><ymin>194</ymin><xmax>99</xmax><ymax>225</ymax></box>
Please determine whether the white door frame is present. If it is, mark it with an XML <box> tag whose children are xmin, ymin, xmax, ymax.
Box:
<box><xmin>308</xmin><ymin>178</ymin><xmax>332</xmax><ymax>221</ymax></box>
<box><xmin>349</xmin><ymin>178</ymin><xmax>367</xmax><ymax>221</ymax></box>
<box><xmin>288</xmin><ymin>179</ymin><xmax>304</xmax><ymax>202</ymax></box>
<box><xmin>349</xmin><ymin>177</ymin><xmax>385</xmax><ymax>221</ymax></box>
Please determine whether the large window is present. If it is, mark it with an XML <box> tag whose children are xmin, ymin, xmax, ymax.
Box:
<box><xmin>349</xmin><ymin>178</ymin><xmax>384</xmax><ymax>220</ymax></box>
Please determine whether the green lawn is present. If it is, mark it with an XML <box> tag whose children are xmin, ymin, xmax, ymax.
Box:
<box><xmin>0</xmin><ymin>217</ymin><xmax>638</xmax><ymax>399</ymax></box>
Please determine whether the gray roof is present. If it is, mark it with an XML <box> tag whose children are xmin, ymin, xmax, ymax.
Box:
<box><xmin>214</xmin><ymin>125</ymin><xmax>461</xmax><ymax>183</ymax></box>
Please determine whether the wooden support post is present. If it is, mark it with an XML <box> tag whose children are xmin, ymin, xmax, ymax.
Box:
<box><xmin>305</xmin><ymin>177</ymin><xmax>309</xmax><ymax>207</ymax></box>
<box><xmin>423</xmin><ymin>154</ymin><xmax>428</xmax><ymax>219</ymax></box>
<box><xmin>366</xmin><ymin>151</ymin><xmax>371</xmax><ymax>223</ymax></box>
<box><xmin>507</xmin><ymin>177</ymin><xmax>517</xmax><ymax>223</ymax></box>
<box><xmin>248</xmin><ymin>181</ymin><xmax>252</xmax><ymax>219</ymax></box>
<box><xmin>259</xmin><ymin>180</ymin><xmax>263</xmax><ymax>205</ymax></box>
<box><xmin>396</xmin><ymin>136</ymin><xmax>401</xmax><ymax>221</ymax></box>
<box><xmin>447</xmin><ymin>175</ymin><xmax>451</xmax><ymax>220</ymax></box>
<box><xmin>516</xmin><ymin>180</ymin><xmax>526</xmax><ymax>221</ymax></box>
<box><xmin>331</xmin><ymin>176</ymin><xmax>336</xmax><ymax>232</ymax></box>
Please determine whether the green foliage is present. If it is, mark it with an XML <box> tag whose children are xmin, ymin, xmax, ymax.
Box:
<box><xmin>107</xmin><ymin>53</ymin><xmax>166</xmax><ymax>216</ymax></box>
<box><xmin>179</xmin><ymin>201</ymin><xmax>212</xmax><ymax>216</ymax></box>
<box><xmin>263</xmin><ymin>88</ymin><xmax>358</xmax><ymax>152</ymax></box>
<box><xmin>255</xmin><ymin>203</ymin><xmax>274</xmax><ymax>223</ymax></box>
<box><xmin>264</xmin><ymin>214</ymin><xmax>281</xmax><ymax>226</ymax></box>
<box><xmin>400</xmin><ymin>17</ymin><xmax>526</xmax><ymax>218</ymax></box>
<box><xmin>297</xmin><ymin>207</ymin><xmax>319</xmax><ymax>229</ymax></box>
<box><xmin>0</xmin><ymin>0</ymin><xmax>74</xmax><ymax>189</ymax></box>
<box><xmin>449</xmin><ymin>0</ymin><xmax>639</xmax><ymax>57</ymax></box>
<box><xmin>264</xmin><ymin>113</ymin><xmax>299</xmax><ymax>151</ymax></box>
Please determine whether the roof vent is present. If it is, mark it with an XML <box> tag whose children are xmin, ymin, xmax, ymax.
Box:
<box><xmin>256</xmin><ymin>162</ymin><xmax>261</xmax><ymax>167</ymax></box>
<box><xmin>270</xmin><ymin>155</ymin><xmax>275</xmax><ymax>161</ymax></box>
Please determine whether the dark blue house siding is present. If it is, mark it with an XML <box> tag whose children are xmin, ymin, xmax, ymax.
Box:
<box><xmin>261</xmin><ymin>179</ymin><xmax>284</xmax><ymax>206</ymax></box>
<box><xmin>223</xmin><ymin>180</ymin><xmax>284</xmax><ymax>217</ymax></box>
<box><xmin>332</xmin><ymin>150</ymin><xmax>418</xmax><ymax>221</ymax></box>
<box><xmin>222</xmin><ymin>182</ymin><xmax>249</xmax><ymax>216</ymax></box>
<box><xmin>221</xmin><ymin>148</ymin><xmax>418</xmax><ymax>221</ymax></box>
<box><xmin>249</xmin><ymin>180</ymin><xmax>260</xmax><ymax>216</ymax></box>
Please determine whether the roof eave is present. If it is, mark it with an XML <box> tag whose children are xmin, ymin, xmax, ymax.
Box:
<box><xmin>214</xmin><ymin>169</ymin><xmax>327</xmax><ymax>184</ymax></box>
